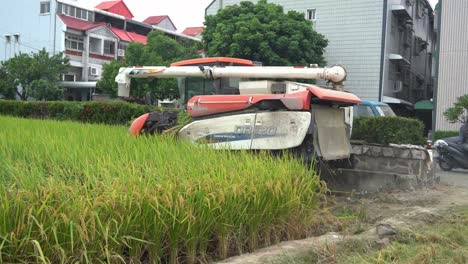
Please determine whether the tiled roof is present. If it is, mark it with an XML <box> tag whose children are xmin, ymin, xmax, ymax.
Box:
<box><xmin>95</xmin><ymin>0</ymin><xmax>134</xmax><ymax>19</ymax></box>
<box><xmin>143</xmin><ymin>15</ymin><xmax>177</xmax><ymax>30</ymax></box>
<box><xmin>95</xmin><ymin>1</ymin><xmax>119</xmax><ymax>10</ymax></box>
<box><xmin>182</xmin><ymin>27</ymin><xmax>204</xmax><ymax>37</ymax></box>
<box><xmin>143</xmin><ymin>15</ymin><xmax>167</xmax><ymax>25</ymax></box>
<box><xmin>59</xmin><ymin>15</ymin><xmax>105</xmax><ymax>31</ymax></box>
<box><xmin>109</xmin><ymin>27</ymin><xmax>147</xmax><ymax>45</ymax></box>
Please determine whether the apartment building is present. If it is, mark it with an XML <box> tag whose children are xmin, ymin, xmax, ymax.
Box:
<box><xmin>206</xmin><ymin>0</ymin><xmax>435</xmax><ymax>109</ymax></box>
<box><xmin>0</xmin><ymin>0</ymin><xmax>198</xmax><ymax>101</ymax></box>
<box><xmin>434</xmin><ymin>0</ymin><xmax>468</xmax><ymax>131</ymax></box>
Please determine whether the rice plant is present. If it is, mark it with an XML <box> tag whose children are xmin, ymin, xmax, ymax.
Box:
<box><xmin>0</xmin><ymin>116</ymin><xmax>325</xmax><ymax>263</ymax></box>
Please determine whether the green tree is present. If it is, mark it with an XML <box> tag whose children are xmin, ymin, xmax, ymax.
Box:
<box><xmin>27</xmin><ymin>80</ymin><xmax>63</xmax><ymax>101</ymax></box>
<box><xmin>0</xmin><ymin>63</ymin><xmax>15</xmax><ymax>99</ymax></box>
<box><xmin>96</xmin><ymin>59</ymin><xmax>126</xmax><ymax>96</ymax></box>
<box><xmin>444</xmin><ymin>94</ymin><xmax>468</xmax><ymax>123</ymax></box>
<box><xmin>203</xmin><ymin>0</ymin><xmax>328</xmax><ymax>66</ymax></box>
<box><xmin>97</xmin><ymin>31</ymin><xmax>199</xmax><ymax>102</ymax></box>
<box><xmin>1</xmin><ymin>49</ymin><xmax>68</xmax><ymax>100</ymax></box>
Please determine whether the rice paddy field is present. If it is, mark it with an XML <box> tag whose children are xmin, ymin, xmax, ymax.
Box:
<box><xmin>0</xmin><ymin>116</ymin><xmax>325</xmax><ymax>263</ymax></box>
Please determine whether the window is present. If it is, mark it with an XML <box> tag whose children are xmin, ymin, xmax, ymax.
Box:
<box><xmin>65</xmin><ymin>35</ymin><xmax>84</xmax><ymax>51</ymax></box>
<box><xmin>40</xmin><ymin>1</ymin><xmax>50</xmax><ymax>15</ymax></box>
<box><xmin>62</xmin><ymin>4</ymin><xmax>89</xmax><ymax>21</ymax></box>
<box><xmin>353</xmin><ymin>105</ymin><xmax>375</xmax><ymax>117</ymax></box>
<box><xmin>306</xmin><ymin>9</ymin><xmax>316</xmax><ymax>21</ymax></box>
<box><xmin>89</xmin><ymin>37</ymin><xmax>102</xmax><ymax>54</ymax></box>
<box><xmin>75</xmin><ymin>8</ymin><xmax>88</xmax><ymax>20</ymax></box>
<box><xmin>376</xmin><ymin>106</ymin><xmax>396</xmax><ymax>117</ymax></box>
<box><xmin>104</xmin><ymin>40</ymin><xmax>115</xmax><ymax>56</ymax></box>
<box><xmin>62</xmin><ymin>74</ymin><xmax>76</xmax><ymax>82</ymax></box>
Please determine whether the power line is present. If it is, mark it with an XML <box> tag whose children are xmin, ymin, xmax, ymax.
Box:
<box><xmin>0</xmin><ymin>36</ymin><xmax>43</xmax><ymax>52</ymax></box>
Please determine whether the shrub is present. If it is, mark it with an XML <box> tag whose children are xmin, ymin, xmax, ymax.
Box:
<box><xmin>0</xmin><ymin>100</ymin><xmax>166</xmax><ymax>125</ymax></box>
<box><xmin>433</xmin><ymin>131</ymin><xmax>459</xmax><ymax>141</ymax></box>
<box><xmin>352</xmin><ymin>116</ymin><xmax>426</xmax><ymax>145</ymax></box>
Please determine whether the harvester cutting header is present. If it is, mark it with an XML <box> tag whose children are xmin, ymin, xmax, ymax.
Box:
<box><xmin>115</xmin><ymin>57</ymin><xmax>361</xmax><ymax>163</ymax></box>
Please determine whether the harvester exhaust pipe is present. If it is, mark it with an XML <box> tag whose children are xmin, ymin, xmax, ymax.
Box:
<box><xmin>115</xmin><ymin>65</ymin><xmax>347</xmax><ymax>97</ymax></box>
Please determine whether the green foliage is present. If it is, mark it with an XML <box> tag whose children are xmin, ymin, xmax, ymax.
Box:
<box><xmin>0</xmin><ymin>116</ymin><xmax>325</xmax><ymax>263</ymax></box>
<box><xmin>203</xmin><ymin>0</ymin><xmax>328</xmax><ymax>66</ymax></box>
<box><xmin>433</xmin><ymin>130</ymin><xmax>459</xmax><ymax>141</ymax></box>
<box><xmin>0</xmin><ymin>63</ymin><xmax>15</xmax><ymax>99</ymax></box>
<box><xmin>97</xmin><ymin>31</ymin><xmax>200</xmax><ymax>101</ymax></box>
<box><xmin>0</xmin><ymin>100</ymin><xmax>163</xmax><ymax>125</ymax></box>
<box><xmin>0</xmin><ymin>49</ymin><xmax>68</xmax><ymax>100</ymax></box>
<box><xmin>444</xmin><ymin>94</ymin><xmax>468</xmax><ymax>123</ymax></box>
<box><xmin>96</xmin><ymin>59</ymin><xmax>125</xmax><ymax>96</ymax></box>
<box><xmin>27</xmin><ymin>79</ymin><xmax>63</xmax><ymax>101</ymax></box>
<box><xmin>352</xmin><ymin>117</ymin><xmax>426</xmax><ymax>145</ymax></box>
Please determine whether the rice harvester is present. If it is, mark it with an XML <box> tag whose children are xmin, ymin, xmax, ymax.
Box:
<box><xmin>115</xmin><ymin>57</ymin><xmax>361</xmax><ymax>163</ymax></box>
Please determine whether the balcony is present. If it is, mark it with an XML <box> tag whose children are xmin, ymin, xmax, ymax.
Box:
<box><xmin>389</xmin><ymin>53</ymin><xmax>410</xmax><ymax>66</ymax></box>
<box><xmin>392</xmin><ymin>5</ymin><xmax>412</xmax><ymax>21</ymax></box>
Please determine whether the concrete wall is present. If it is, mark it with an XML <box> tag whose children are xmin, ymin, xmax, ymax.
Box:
<box><xmin>435</xmin><ymin>0</ymin><xmax>468</xmax><ymax>131</ymax></box>
<box><xmin>0</xmin><ymin>0</ymin><xmax>62</xmax><ymax>60</ymax></box>
<box><xmin>334</xmin><ymin>144</ymin><xmax>436</xmax><ymax>192</ymax></box>
<box><xmin>206</xmin><ymin>0</ymin><xmax>385</xmax><ymax>101</ymax></box>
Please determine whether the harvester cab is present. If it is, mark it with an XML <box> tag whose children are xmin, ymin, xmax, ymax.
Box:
<box><xmin>115</xmin><ymin>57</ymin><xmax>361</xmax><ymax>163</ymax></box>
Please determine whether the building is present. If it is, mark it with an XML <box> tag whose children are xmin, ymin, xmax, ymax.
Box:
<box><xmin>182</xmin><ymin>27</ymin><xmax>204</xmax><ymax>39</ymax></box>
<box><xmin>206</xmin><ymin>0</ymin><xmax>435</xmax><ymax>108</ymax></box>
<box><xmin>0</xmin><ymin>0</ymin><xmax>199</xmax><ymax>101</ymax></box>
<box><xmin>434</xmin><ymin>0</ymin><xmax>468</xmax><ymax>131</ymax></box>
<box><xmin>143</xmin><ymin>16</ymin><xmax>177</xmax><ymax>32</ymax></box>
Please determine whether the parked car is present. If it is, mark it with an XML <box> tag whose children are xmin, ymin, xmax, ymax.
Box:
<box><xmin>353</xmin><ymin>100</ymin><xmax>396</xmax><ymax>117</ymax></box>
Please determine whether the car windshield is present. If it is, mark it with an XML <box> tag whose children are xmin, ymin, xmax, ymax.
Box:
<box><xmin>354</xmin><ymin>105</ymin><xmax>374</xmax><ymax>117</ymax></box>
<box><xmin>376</xmin><ymin>105</ymin><xmax>396</xmax><ymax>116</ymax></box>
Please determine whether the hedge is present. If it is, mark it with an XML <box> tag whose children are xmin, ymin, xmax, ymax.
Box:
<box><xmin>0</xmin><ymin>100</ymin><xmax>167</xmax><ymax>125</ymax></box>
<box><xmin>433</xmin><ymin>130</ymin><xmax>459</xmax><ymax>141</ymax></box>
<box><xmin>351</xmin><ymin>116</ymin><xmax>426</xmax><ymax>145</ymax></box>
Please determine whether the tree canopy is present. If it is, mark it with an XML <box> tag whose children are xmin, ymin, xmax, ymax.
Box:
<box><xmin>97</xmin><ymin>31</ymin><xmax>200</xmax><ymax>102</ymax></box>
<box><xmin>0</xmin><ymin>49</ymin><xmax>68</xmax><ymax>100</ymax></box>
<box><xmin>203</xmin><ymin>0</ymin><xmax>328</xmax><ymax>66</ymax></box>
<box><xmin>444</xmin><ymin>94</ymin><xmax>468</xmax><ymax>123</ymax></box>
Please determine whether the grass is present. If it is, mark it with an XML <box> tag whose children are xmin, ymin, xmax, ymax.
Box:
<box><xmin>342</xmin><ymin>207</ymin><xmax>468</xmax><ymax>264</ymax></box>
<box><xmin>274</xmin><ymin>207</ymin><xmax>468</xmax><ymax>264</ymax></box>
<box><xmin>0</xmin><ymin>116</ymin><xmax>326</xmax><ymax>263</ymax></box>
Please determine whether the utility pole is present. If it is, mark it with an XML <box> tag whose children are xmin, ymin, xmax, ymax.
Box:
<box><xmin>4</xmin><ymin>34</ymin><xmax>11</xmax><ymax>60</ymax></box>
<box><xmin>13</xmin><ymin>33</ymin><xmax>20</xmax><ymax>56</ymax></box>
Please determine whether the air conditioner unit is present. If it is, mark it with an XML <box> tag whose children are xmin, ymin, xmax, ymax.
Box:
<box><xmin>89</xmin><ymin>66</ymin><xmax>99</xmax><ymax>76</ymax></box>
<box><xmin>117</xmin><ymin>49</ymin><xmax>125</xmax><ymax>57</ymax></box>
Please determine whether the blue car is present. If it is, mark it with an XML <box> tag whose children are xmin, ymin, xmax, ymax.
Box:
<box><xmin>354</xmin><ymin>100</ymin><xmax>396</xmax><ymax>117</ymax></box>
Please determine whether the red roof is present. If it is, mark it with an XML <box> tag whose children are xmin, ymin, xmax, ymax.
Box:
<box><xmin>182</xmin><ymin>27</ymin><xmax>204</xmax><ymax>37</ymax></box>
<box><xmin>143</xmin><ymin>15</ymin><xmax>166</xmax><ymax>24</ymax></box>
<box><xmin>59</xmin><ymin>15</ymin><xmax>105</xmax><ymax>31</ymax></box>
<box><xmin>95</xmin><ymin>1</ymin><xmax>119</xmax><ymax>10</ymax></box>
<box><xmin>143</xmin><ymin>15</ymin><xmax>177</xmax><ymax>30</ymax></box>
<box><xmin>171</xmin><ymin>57</ymin><xmax>253</xmax><ymax>66</ymax></box>
<box><xmin>95</xmin><ymin>0</ymin><xmax>134</xmax><ymax>19</ymax></box>
<box><xmin>109</xmin><ymin>27</ymin><xmax>147</xmax><ymax>45</ymax></box>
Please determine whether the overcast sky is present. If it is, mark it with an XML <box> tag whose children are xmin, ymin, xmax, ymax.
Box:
<box><xmin>71</xmin><ymin>0</ymin><xmax>439</xmax><ymax>33</ymax></box>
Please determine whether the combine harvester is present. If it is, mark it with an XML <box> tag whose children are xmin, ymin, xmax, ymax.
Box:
<box><xmin>115</xmin><ymin>57</ymin><xmax>361</xmax><ymax>164</ymax></box>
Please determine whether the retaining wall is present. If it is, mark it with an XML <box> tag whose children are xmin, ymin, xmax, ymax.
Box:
<box><xmin>331</xmin><ymin>144</ymin><xmax>437</xmax><ymax>192</ymax></box>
